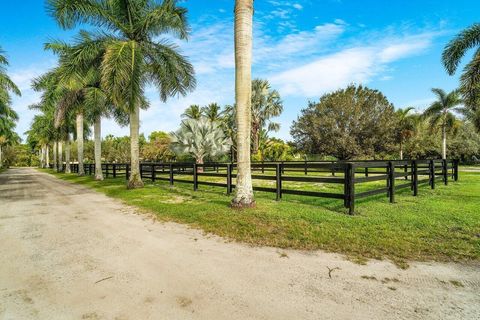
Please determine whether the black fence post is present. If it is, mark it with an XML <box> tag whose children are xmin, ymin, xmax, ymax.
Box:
<box><xmin>193</xmin><ymin>164</ymin><xmax>198</xmax><ymax>191</ymax></box>
<box><xmin>454</xmin><ymin>159</ymin><xmax>459</xmax><ymax>181</ymax></box>
<box><xmin>140</xmin><ymin>164</ymin><xmax>143</xmax><ymax>179</ymax></box>
<box><xmin>152</xmin><ymin>164</ymin><xmax>156</xmax><ymax>182</ymax></box>
<box><xmin>365</xmin><ymin>167</ymin><xmax>369</xmax><ymax>177</ymax></box>
<box><xmin>404</xmin><ymin>164</ymin><xmax>408</xmax><ymax>180</ymax></box>
<box><xmin>443</xmin><ymin>159</ymin><xmax>448</xmax><ymax>185</ymax></box>
<box><xmin>227</xmin><ymin>163</ymin><xmax>232</xmax><ymax>195</ymax></box>
<box><xmin>126</xmin><ymin>164</ymin><xmax>130</xmax><ymax>180</ymax></box>
<box><xmin>430</xmin><ymin>160</ymin><xmax>435</xmax><ymax>189</ymax></box>
<box><xmin>388</xmin><ymin>161</ymin><xmax>395</xmax><ymax>203</ymax></box>
<box><xmin>275</xmin><ymin>163</ymin><xmax>282</xmax><ymax>201</ymax></box>
<box><xmin>261</xmin><ymin>161</ymin><xmax>264</xmax><ymax>174</ymax></box>
<box><xmin>331</xmin><ymin>161</ymin><xmax>336</xmax><ymax>176</ymax></box>
<box><xmin>413</xmin><ymin>160</ymin><xmax>418</xmax><ymax>196</ymax></box>
<box><xmin>304</xmin><ymin>160</ymin><xmax>308</xmax><ymax>175</ymax></box>
<box><xmin>343</xmin><ymin>163</ymin><xmax>355</xmax><ymax>215</ymax></box>
<box><xmin>169</xmin><ymin>164</ymin><xmax>174</xmax><ymax>187</ymax></box>
<box><xmin>113</xmin><ymin>164</ymin><xmax>117</xmax><ymax>178</ymax></box>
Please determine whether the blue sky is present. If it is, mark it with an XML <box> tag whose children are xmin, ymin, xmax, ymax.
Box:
<box><xmin>1</xmin><ymin>0</ymin><xmax>479</xmax><ymax>141</ymax></box>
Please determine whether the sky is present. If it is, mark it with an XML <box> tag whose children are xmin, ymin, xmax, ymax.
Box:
<box><xmin>1</xmin><ymin>0</ymin><xmax>479</xmax><ymax>142</ymax></box>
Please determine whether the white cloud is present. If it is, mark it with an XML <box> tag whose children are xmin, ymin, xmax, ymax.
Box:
<box><xmin>292</xmin><ymin>3</ymin><xmax>303</xmax><ymax>10</ymax></box>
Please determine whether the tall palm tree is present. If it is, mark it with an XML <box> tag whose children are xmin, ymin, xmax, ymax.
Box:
<box><xmin>182</xmin><ymin>105</ymin><xmax>202</xmax><ymax>120</ymax></box>
<box><xmin>442</xmin><ymin>24</ymin><xmax>480</xmax><ymax>131</ymax></box>
<box><xmin>395</xmin><ymin>107</ymin><xmax>416</xmax><ymax>160</ymax></box>
<box><xmin>0</xmin><ymin>47</ymin><xmax>21</xmax><ymax>168</ymax></box>
<box><xmin>232</xmin><ymin>0</ymin><xmax>255</xmax><ymax>208</ymax></box>
<box><xmin>251</xmin><ymin>79</ymin><xmax>283</xmax><ymax>154</ymax></box>
<box><xmin>48</xmin><ymin>0</ymin><xmax>196</xmax><ymax>189</ymax></box>
<box><xmin>424</xmin><ymin>88</ymin><xmax>462</xmax><ymax>159</ymax></box>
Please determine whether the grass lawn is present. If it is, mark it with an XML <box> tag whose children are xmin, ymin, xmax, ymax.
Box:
<box><xmin>40</xmin><ymin>168</ymin><xmax>480</xmax><ymax>268</ymax></box>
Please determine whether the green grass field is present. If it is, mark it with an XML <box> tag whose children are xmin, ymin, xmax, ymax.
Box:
<box><xmin>41</xmin><ymin>168</ymin><xmax>480</xmax><ymax>268</ymax></box>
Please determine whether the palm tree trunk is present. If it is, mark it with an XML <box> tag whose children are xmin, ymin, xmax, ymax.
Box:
<box><xmin>76</xmin><ymin>112</ymin><xmax>85</xmax><ymax>176</ymax></box>
<box><xmin>53</xmin><ymin>141</ymin><xmax>57</xmax><ymax>171</ymax></box>
<box><xmin>128</xmin><ymin>103</ymin><xmax>144</xmax><ymax>189</ymax></box>
<box><xmin>46</xmin><ymin>145</ymin><xmax>50</xmax><ymax>168</ymax></box>
<box><xmin>94</xmin><ymin>115</ymin><xmax>104</xmax><ymax>180</ymax></box>
<box><xmin>252</xmin><ymin>124</ymin><xmax>259</xmax><ymax>155</ymax></box>
<box><xmin>442</xmin><ymin>125</ymin><xmax>447</xmax><ymax>159</ymax></box>
<box><xmin>0</xmin><ymin>145</ymin><xmax>3</xmax><ymax>168</ymax></box>
<box><xmin>65</xmin><ymin>134</ymin><xmax>71</xmax><ymax>173</ymax></box>
<box><xmin>58</xmin><ymin>141</ymin><xmax>63</xmax><ymax>172</ymax></box>
<box><xmin>400</xmin><ymin>141</ymin><xmax>403</xmax><ymax>160</ymax></box>
<box><xmin>231</xmin><ymin>0</ymin><xmax>255</xmax><ymax>208</ymax></box>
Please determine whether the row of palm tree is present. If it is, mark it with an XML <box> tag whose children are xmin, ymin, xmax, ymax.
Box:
<box><xmin>0</xmin><ymin>47</ymin><xmax>21</xmax><ymax>168</ymax></box>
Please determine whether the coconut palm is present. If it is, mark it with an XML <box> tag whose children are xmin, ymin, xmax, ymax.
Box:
<box><xmin>182</xmin><ymin>105</ymin><xmax>202</xmax><ymax>120</ymax></box>
<box><xmin>423</xmin><ymin>89</ymin><xmax>463</xmax><ymax>159</ymax></box>
<box><xmin>395</xmin><ymin>107</ymin><xmax>417</xmax><ymax>160</ymax></box>
<box><xmin>442</xmin><ymin>24</ymin><xmax>480</xmax><ymax>131</ymax></box>
<box><xmin>232</xmin><ymin>0</ymin><xmax>255</xmax><ymax>207</ymax></box>
<box><xmin>251</xmin><ymin>79</ymin><xmax>283</xmax><ymax>154</ymax></box>
<box><xmin>170</xmin><ymin>117</ymin><xmax>232</xmax><ymax>169</ymax></box>
<box><xmin>201</xmin><ymin>103</ymin><xmax>225</xmax><ymax>122</ymax></box>
<box><xmin>48</xmin><ymin>0</ymin><xmax>196</xmax><ymax>189</ymax></box>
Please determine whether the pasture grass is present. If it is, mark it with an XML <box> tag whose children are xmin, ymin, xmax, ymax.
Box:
<box><xmin>41</xmin><ymin>168</ymin><xmax>480</xmax><ymax>268</ymax></box>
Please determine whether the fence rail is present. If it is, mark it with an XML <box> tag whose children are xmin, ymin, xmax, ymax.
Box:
<box><xmin>56</xmin><ymin>159</ymin><xmax>459</xmax><ymax>215</ymax></box>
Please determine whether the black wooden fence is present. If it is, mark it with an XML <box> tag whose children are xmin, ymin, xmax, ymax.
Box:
<box><xmin>59</xmin><ymin>159</ymin><xmax>459</xmax><ymax>215</ymax></box>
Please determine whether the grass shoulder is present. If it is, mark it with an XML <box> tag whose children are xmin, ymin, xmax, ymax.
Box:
<box><xmin>39</xmin><ymin>168</ymin><xmax>480</xmax><ymax>268</ymax></box>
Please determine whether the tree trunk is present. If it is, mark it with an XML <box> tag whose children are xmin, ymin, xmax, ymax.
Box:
<box><xmin>0</xmin><ymin>145</ymin><xmax>3</xmax><ymax>168</ymax></box>
<box><xmin>39</xmin><ymin>145</ymin><xmax>44</xmax><ymax>168</ymax></box>
<box><xmin>76</xmin><ymin>112</ymin><xmax>85</xmax><ymax>176</ymax></box>
<box><xmin>442</xmin><ymin>125</ymin><xmax>447</xmax><ymax>160</ymax></box>
<box><xmin>251</xmin><ymin>124</ymin><xmax>259</xmax><ymax>155</ymax></box>
<box><xmin>65</xmin><ymin>134</ymin><xmax>71</xmax><ymax>173</ymax></box>
<box><xmin>53</xmin><ymin>141</ymin><xmax>57</xmax><ymax>171</ymax></box>
<box><xmin>94</xmin><ymin>115</ymin><xmax>104</xmax><ymax>181</ymax></box>
<box><xmin>231</xmin><ymin>0</ymin><xmax>255</xmax><ymax>208</ymax></box>
<box><xmin>196</xmin><ymin>157</ymin><xmax>204</xmax><ymax>173</ymax></box>
<box><xmin>128</xmin><ymin>103</ymin><xmax>144</xmax><ymax>189</ymax></box>
<box><xmin>46</xmin><ymin>145</ymin><xmax>50</xmax><ymax>168</ymax></box>
<box><xmin>58</xmin><ymin>141</ymin><xmax>63</xmax><ymax>172</ymax></box>
<box><xmin>399</xmin><ymin>141</ymin><xmax>403</xmax><ymax>160</ymax></box>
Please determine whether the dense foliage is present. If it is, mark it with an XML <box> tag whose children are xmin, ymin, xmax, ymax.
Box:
<box><xmin>291</xmin><ymin>85</ymin><xmax>397</xmax><ymax>160</ymax></box>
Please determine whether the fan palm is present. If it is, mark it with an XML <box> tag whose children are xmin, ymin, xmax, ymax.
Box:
<box><xmin>423</xmin><ymin>88</ymin><xmax>463</xmax><ymax>159</ymax></box>
<box><xmin>232</xmin><ymin>0</ymin><xmax>255</xmax><ymax>207</ymax></box>
<box><xmin>170</xmin><ymin>117</ymin><xmax>232</xmax><ymax>170</ymax></box>
<box><xmin>48</xmin><ymin>0</ymin><xmax>196</xmax><ymax>188</ymax></box>
<box><xmin>395</xmin><ymin>107</ymin><xmax>417</xmax><ymax>160</ymax></box>
<box><xmin>251</xmin><ymin>79</ymin><xmax>283</xmax><ymax>154</ymax></box>
<box><xmin>442</xmin><ymin>23</ymin><xmax>480</xmax><ymax>131</ymax></box>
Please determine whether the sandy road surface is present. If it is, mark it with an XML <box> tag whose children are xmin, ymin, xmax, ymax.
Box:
<box><xmin>0</xmin><ymin>168</ymin><xmax>479</xmax><ymax>320</ymax></box>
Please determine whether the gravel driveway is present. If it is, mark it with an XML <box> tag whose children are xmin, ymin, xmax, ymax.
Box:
<box><xmin>0</xmin><ymin>168</ymin><xmax>478</xmax><ymax>319</ymax></box>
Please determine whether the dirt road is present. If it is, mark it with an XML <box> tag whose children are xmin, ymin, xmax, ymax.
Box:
<box><xmin>0</xmin><ymin>168</ymin><xmax>478</xmax><ymax>319</ymax></box>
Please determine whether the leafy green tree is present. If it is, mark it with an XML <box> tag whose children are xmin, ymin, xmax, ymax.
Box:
<box><xmin>442</xmin><ymin>24</ymin><xmax>480</xmax><ymax>131</ymax></box>
<box><xmin>142</xmin><ymin>131</ymin><xmax>173</xmax><ymax>162</ymax></box>
<box><xmin>261</xmin><ymin>138</ymin><xmax>294</xmax><ymax>161</ymax></box>
<box><xmin>251</xmin><ymin>79</ymin><xmax>283</xmax><ymax>154</ymax></box>
<box><xmin>170</xmin><ymin>118</ymin><xmax>232</xmax><ymax>168</ymax></box>
<box><xmin>48</xmin><ymin>0</ymin><xmax>196</xmax><ymax>188</ymax></box>
<box><xmin>423</xmin><ymin>88</ymin><xmax>463</xmax><ymax>159</ymax></box>
<box><xmin>291</xmin><ymin>85</ymin><xmax>397</xmax><ymax>160</ymax></box>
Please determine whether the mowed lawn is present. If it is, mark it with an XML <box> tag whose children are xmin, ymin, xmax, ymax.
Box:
<box><xmin>40</xmin><ymin>168</ymin><xmax>480</xmax><ymax>268</ymax></box>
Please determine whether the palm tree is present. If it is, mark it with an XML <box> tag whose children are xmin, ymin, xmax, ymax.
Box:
<box><xmin>395</xmin><ymin>107</ymin><xmax>416</xmax><ymax>160</ymax></box>
<box><xmin>0</xmin><ymin>47</ymin><xmax>21</xmax><ymax>168</ymax></box>
<box><xmin>424</xmin><ymin>89</ymin><xmax>463</xmax><ymax>159</ymax></box>
<box><xmin>232</xmin><ymin>0</ymin><xmax>255</xmax><ymax>208</ymax></box>
<box><xmin>251</xmin><ymin>79</ymin><xmax>283</xmax><ymax>154</ymax></box>
<box><xmin>48</xmin><ymin>0</ymin><xmax>196</xmax><ymax>189</ymax></box>
<box><xmin>182</xmin><ymin>105</ymin><xmax>202</xmax><ymax>120</ymax></box>
<box><xmin>170</xmin><ymin>117</ymin><xmax>232</xmax><ymax>170</ymax></box>
<box><xmin>201</xmin><ymin>103</ymin><xmax>225</xmax><ymax>122</ymax></box>
<box><xmin>442</xmin><ymin>24</ymin><xmax>480</xmax><ymax>131</ymax></box>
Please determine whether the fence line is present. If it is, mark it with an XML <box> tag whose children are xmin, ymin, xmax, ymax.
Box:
<box><xmin>57</xmin><ymin>159</ymin><xmax>459</xmax><ymax>215</ymax></box>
